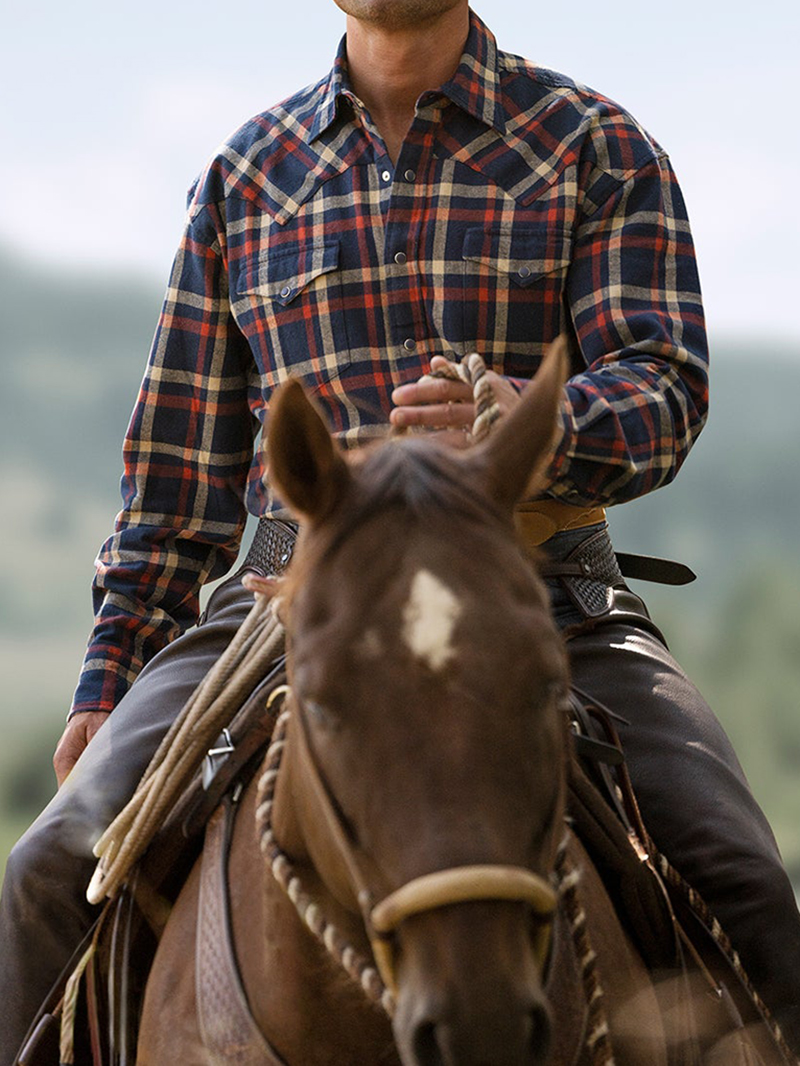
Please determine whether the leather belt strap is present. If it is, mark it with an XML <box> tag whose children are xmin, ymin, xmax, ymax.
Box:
<box><xmin>245</xmin><ymin>502</ymin><xmax>603</xmax><ymax>580</ymax></box>
<box><xmin>245</xmin><ymin>511</ymin><xmax>695</xmax><ymax>590</ymax></box>
<box><xmin>514</xmin><ymin>500</ymin><xmax>606</xmax><ymax>549</ymax></box>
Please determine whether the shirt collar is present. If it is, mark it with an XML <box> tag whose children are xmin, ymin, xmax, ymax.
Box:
<box><xmin>440</xmin><ymin>11</ymin><xmax>505</xmax><ymax>134</ymax></box>
<box><xmin>309</xmin><ymin>36</ymin><xmax>352</xmax><ymax>142</ymax></box>
<box><xmin>309</xmin><ymin>9</ymin><xmax>505</xmax><ymax>142</ymax></box>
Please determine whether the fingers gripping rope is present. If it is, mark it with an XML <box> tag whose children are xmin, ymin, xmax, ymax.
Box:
<box><xmin>429</xmin><ymin>352</ymin><xmax>501</xmax><ymax>443</ymax></box>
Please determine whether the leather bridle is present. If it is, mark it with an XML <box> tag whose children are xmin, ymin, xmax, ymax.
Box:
<box><xmin>282</xmin><ymin>687</ymin><xmax>559</xmax><ymax>996</ymax></box>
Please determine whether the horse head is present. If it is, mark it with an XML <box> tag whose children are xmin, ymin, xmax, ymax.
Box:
<box><xmin>265</xmin><ymin>344</ymin><xmax>570</xmax><ymax>1066</ymax></box>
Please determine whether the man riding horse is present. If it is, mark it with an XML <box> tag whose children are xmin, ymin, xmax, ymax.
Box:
<box><xmin>2</xmin><ymin>1</ymin><xmax>799</xmax><ymax>1060</ymax></box>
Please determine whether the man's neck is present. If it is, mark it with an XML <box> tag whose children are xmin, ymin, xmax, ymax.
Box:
<box><xmin>344</xmin><ymin>5</ymin><xmax>470</xmax><ymax>163</ymax></box>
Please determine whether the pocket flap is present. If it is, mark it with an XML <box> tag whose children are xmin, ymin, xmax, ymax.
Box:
<box><xmin>237</xmin><ymin>240</ymin><xmax>340</xmax><ymax>304</ymax></box>
<box><xmin>462</xmin><ymin>226</ymin><xmax>570</xmax><ymax>286</ymax></box>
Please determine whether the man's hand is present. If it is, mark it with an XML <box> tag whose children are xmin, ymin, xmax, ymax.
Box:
<box><xmin>53</xmin><ymin>711</ymin><xmax>110</xmax><ymax>788</ymax></box>
<box><xmin>390</xmin><ymin>356</ymin><xmax>520</xmax><ymax>446</ymax></box>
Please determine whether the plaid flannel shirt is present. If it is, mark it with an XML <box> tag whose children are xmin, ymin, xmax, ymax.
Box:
<box><xmin>72</xmin><ymin>11</ymin><xmax>708</xmax><ymax>715</ymax></box>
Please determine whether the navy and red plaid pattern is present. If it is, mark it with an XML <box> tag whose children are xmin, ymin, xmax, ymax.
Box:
<box><xmin>72</xmin><ymin>12</ymin><xmax>708</xmax><ymax>715</ymax></box>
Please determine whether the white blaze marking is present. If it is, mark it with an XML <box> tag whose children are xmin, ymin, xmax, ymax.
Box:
<box><xmin>402</xmin><ymin>569</ymin><xmax>462</xmax><ymax>671</ymax></box>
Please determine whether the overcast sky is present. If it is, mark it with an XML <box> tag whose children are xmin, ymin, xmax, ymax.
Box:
<box><xmin>3</xmin><ymin>0</ymin><xmax>799</xmax><ymax>348</ymax></box>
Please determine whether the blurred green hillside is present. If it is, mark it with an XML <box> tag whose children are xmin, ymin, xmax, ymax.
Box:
<box><xmin>1</xmin><ymin>247</ymin><xmax>799</xmax><ymax>894</ymax></box>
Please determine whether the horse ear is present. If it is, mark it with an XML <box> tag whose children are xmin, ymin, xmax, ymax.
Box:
<box><xmin>267</xmin><ymin>378</ymin><xmax>352</xmax><ymax>524</ymax></box>
<box><xmin>473</xmin><ymin>336</ymin><xmax>568</xmax><ymax>513</ymax></box>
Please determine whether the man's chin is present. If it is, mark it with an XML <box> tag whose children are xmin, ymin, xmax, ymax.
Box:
<box><xmin>332</xmin><ymin>0</ymin><xmax>465</xmax><ymax>31</ymax></box>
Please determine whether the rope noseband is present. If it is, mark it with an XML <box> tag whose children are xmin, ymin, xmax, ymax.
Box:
<box><xmin>369</xmin><ymin>865</ymin><xmax>556</xmax><ymax>996</ymax></box>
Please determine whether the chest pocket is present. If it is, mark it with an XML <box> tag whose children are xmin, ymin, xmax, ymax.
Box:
<box><xmin>235</xmin><ymin>239</ymin><xmax>351</xmax><ymax>393</ymax></box>
<box><xmin>461</xmin><ymin>225</ymin><xmax>571</xmax><ymax>378</ymax></box>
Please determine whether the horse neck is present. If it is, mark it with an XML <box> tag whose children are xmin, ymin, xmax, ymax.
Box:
<box><xmin>232</xmin><ymin>775</ymin><xmax>398</xmax><ymax>1066</ymax></box>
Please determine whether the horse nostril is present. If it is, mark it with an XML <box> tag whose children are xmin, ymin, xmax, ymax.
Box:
<box><xmin>409</xmin><ymin>1009</ymin><xmax>550</xmax><ymax>1066</ymax></box>
<box><xmin>528</xmin><ymin>1002</ymin><xmax>552</xmax><ymax>1066</ymax></box>
<box><xmin>412</xmin><ymin>1019</ymin><xmax>445</xmax><ymax>1066</ymax></box>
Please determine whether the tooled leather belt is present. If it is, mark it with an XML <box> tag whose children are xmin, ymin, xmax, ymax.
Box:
<box><xmin>243</xmin><ymin>519</ymin><xmax>299</xmax><ymax>577</ymax></box>
<box><xmin>242</xmin><ymin>512</ymin><xmax>694</xmax><ymax>604</ymax></box>
<box><xmin>242</xmin><ymin>501</ymin><xmax>603</xmax><ymax>579</ymax></box>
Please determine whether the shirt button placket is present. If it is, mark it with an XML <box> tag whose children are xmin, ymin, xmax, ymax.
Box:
<box><xmin>396</xmin><ymin>250</ymin><xmax>413</xmax><ymax>351</ymax></box>
<box><xmin>387</xmin><ymin>162</ymin><xmax>416</xmax><ymax>355</ymax></box>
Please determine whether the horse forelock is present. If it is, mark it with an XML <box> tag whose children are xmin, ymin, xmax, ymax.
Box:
<box><xmin>280</xmin><ymin>436</ymin><xmax>526</xmax><ymax>615</ymax></box>
<box><xmin>351</xmin><ymin>436</ymin><xmax>504</xmax><ymax>528</ymax></box>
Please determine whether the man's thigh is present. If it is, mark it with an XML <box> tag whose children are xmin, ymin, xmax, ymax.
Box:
<box><xmin>566</xmin><ymin>620</ymin><xmax>782</xmax><ymax>890</ymax></box>
<box><xmin>0</xmin><ymin>573</ymin><xmax>256</xmax><ymax>1061</ymax></box>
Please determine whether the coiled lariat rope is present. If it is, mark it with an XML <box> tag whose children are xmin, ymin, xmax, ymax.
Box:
<box><xmin>87</xmin><ymin>594</ymin><xmax>286</xmax><ymax>904</ymax></box>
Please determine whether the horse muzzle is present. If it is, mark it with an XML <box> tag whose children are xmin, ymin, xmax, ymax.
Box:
<box><xmin>389</xmin><ymin>896</ymin><xmax>554</xmax><ymax>1066</ymax></box>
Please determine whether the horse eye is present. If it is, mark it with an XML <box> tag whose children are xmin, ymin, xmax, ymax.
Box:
<box><xmin>526</xmin><ymin>678</ymin><xmax>566</xmax><ymax>713</ymax></box>
<box><xmin>546</xmin><ymin>678</ymin><xmax>568</xmax><ymax>703</ymax></box>
<box><xmin>303</xmin><ymin>697</ymin><xmax>330</xmax><ymax>725</ymax></box>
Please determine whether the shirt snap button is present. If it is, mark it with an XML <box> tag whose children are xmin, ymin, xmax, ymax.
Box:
<box><xmin>394</xmin><ymin>251</ymin><xmax>407</xmax><ymax>265</ymax></box>
<box><xmin>280</xmin><ymin>286</ymin><xmax>293</xmax><ymax>298</ymax></box>
<box><xmin>381</xmin><ymin>170</ymin><xmax>391</xmax><ymax>182</ymax></box>
<box><xmin>403</xmin><ymin>338</ymin><xmax>416</xmax><ymax>351</ymax></box>
<box><xmin>518</xmin><ymin>266</ymin><xmax>531</xmax><ymax>279</ymax></box>
<box><xmin>404</xmin><ymin>169</ymin><xmax>416</xmax><ymax>181</ymax></box>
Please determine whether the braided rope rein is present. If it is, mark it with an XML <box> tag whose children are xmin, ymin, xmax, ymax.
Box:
<box><xmin>255</xmin><ymin>701</ymin><xmax>395</xmax><ymax>1016</ymax></box>
<box><xmin>255</xmin><ymin>691</ymin><xmax>617</xmax><ymax>1066</ymax></box>
<box><xmin>652</xmin><ymin>853</ymin><xmax>796</xmax><ymax>1064</ymax></box>
<box><xmin>556</xmin><ymin>849</ymin><xmax>616</xmax><ymax>1065</ymax></box>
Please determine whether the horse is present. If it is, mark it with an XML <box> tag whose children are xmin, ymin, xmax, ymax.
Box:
<box><xmin>133</xmin><ymin>347</ymin><xmax>774</xmax><ymax>1066</ymax></box>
